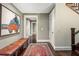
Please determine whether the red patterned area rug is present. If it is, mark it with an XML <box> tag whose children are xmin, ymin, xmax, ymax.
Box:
<box><xmin>23</xmin><ymin>43</ymin><xmax>53</xmax><ymax>56</ymax></box>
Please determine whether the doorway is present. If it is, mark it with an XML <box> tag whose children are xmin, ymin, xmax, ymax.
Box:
<box><xmin>25</xmin><ymin>15</ymin><xmax>38</xmax><ymax>43</ymax></box>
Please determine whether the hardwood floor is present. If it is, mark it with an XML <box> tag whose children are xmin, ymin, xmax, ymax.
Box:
<box><xmin>55</xmin><ymin>51</ymin><xmax>71</xmax><ymax>56</ymax></box>
<box><xmin>45</xmin><ymin>42</ymin><xmax>75</xmax><ymax>56</ymax></box>
<box><xmin>22</xmin><ymin>42</ymin><xmax>76</xmax><ymax>56</ymax></box>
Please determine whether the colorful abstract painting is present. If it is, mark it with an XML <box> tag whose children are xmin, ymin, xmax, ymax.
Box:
<box><xmin>1</xmin><ymin>6</ymin><xmax>20</xmax><ymax>36</ymax></box>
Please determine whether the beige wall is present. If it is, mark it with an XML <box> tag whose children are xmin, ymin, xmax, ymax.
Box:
<box><xmin>0</xmin><ymin>3</ymin><xmax>23</xmax><ymax>49</ymax></box>
<box><xmin>38</xmin><ymin>14</ymin><xmax>49</xmax><ymax>40</ymax></box>
<box><xmin>54</xmin><ymin>3</ymin><xmax>79</xmax><ymax>50</ymax></box>
<box><xmin>24</xmin><ymin>14</ymin><xmax>49</xmax><ymax>41</ymax></box>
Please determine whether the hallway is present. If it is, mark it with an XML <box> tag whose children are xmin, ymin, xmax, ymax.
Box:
<box><xmin>0</xmin><ymin>3</ymin><xmax>79</xmax><ymax>56</ymax></box>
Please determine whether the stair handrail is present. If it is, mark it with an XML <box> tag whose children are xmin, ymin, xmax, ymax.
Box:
<box><xmin>75</xmin><ymin>30</ymin><xmax>79</xmax><ymax>34</ymax></box>
<box><xmin>71</xmin><ymin>28</ymin><xmax>79</xmax><ymax>52</ymax></box>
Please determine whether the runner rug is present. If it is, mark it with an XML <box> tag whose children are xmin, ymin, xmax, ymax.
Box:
<box><xmin>23</xmin><ymin>43</ymin><xmax>53</xmax><ymax>56</ymax></box>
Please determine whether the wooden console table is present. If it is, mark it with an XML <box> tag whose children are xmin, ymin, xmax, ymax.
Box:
<box><xmin>0</xmin><ymin>38</ymin><xmax>28</xmax><ymax>56</ymax></box>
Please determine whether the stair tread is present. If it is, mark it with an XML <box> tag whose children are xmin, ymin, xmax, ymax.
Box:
<box><xmin>71</xmin><ymin>6</ymin><xmax>78</xmax><ymax>7</ymax></box>
<box><xmin>71</xmin><ymin>6</ymin><xmax>78</xmax><ymax>10</ymax></box>
<box><xmin>75</xmin><ymin>9</ymin><xmax>79</xmax><ymax>10</ymax></box>
<box><xmin>67</xmin><ymin>4</ymin><xmax>77</xmax><ymax>6</ymax></box>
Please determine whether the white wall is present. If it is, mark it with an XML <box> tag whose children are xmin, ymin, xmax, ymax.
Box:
<box><xmin>49</xmin><ymin>8</ymin><xmax>55</xmax><ymax>49</ymax></box>
<box><xmin>0</xmin><ymin>3</ymin><xmax>23</xmax><ymax>49</ymax></box>
<box><xmin>54</xmin><ymin>3</ymin><xmax>79</xmax><ymax>50</ymax></box>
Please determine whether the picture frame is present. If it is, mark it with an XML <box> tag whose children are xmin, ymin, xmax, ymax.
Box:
<box><xmin>0</xmin><ymin>4</ymin><xmax>21</xmax><ymax>37</ymax></box>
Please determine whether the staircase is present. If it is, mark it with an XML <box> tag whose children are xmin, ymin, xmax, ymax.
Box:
<box><xmin>66</xmin><ymin>3</ymin><xmax>79</xmax><ymax>14</ymax></box>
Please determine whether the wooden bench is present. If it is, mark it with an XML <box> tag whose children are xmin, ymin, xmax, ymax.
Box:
<box><xmin>0</xmin><ymin>38</ymin><xmax>28</xmax><ymax>56</ymax></box>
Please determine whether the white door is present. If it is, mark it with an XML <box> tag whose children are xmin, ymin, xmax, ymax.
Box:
<box><xmin>49</xmin><ymin>8</ymin><xmax>55</xmax><ymax>46</ymax></box>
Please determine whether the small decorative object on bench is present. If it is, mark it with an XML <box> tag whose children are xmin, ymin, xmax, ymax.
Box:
<box><xmin>0</xmin><ymin>38</ymin><xmax>28</xmax><ymax>56</ymax></box>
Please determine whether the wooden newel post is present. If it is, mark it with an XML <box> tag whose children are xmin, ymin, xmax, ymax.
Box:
<box><xmin>71</xmin><ymin>28</ymin><xmax>75</xmax><ymax>52</ymax></box>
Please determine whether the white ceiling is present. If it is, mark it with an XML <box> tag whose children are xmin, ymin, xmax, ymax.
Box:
<box><xmin>13</xmin><ymin>3</ymin><xmax>55</xmax><ymax>13</ymax></box>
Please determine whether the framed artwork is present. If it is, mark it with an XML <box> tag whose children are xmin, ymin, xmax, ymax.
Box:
<box><xmin>0</xmin><ymin>4</ymin><xmax>20</xmax><ymax>36</ymax></box>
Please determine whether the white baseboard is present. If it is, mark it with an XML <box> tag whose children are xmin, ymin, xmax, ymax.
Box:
<box><xmin>37</xmin><ymin>39</ymin><xmax>50</xmax><ymax>42</ymax></box>
<box><xmin>37</xmin><ymin>39</ymin><xmax>71</xmax><ymax>51</ymax></box>
<box><xmin>55</xmin><ymin>46</ymin><xmax>71</xmax><ymax>51</ymax></box>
